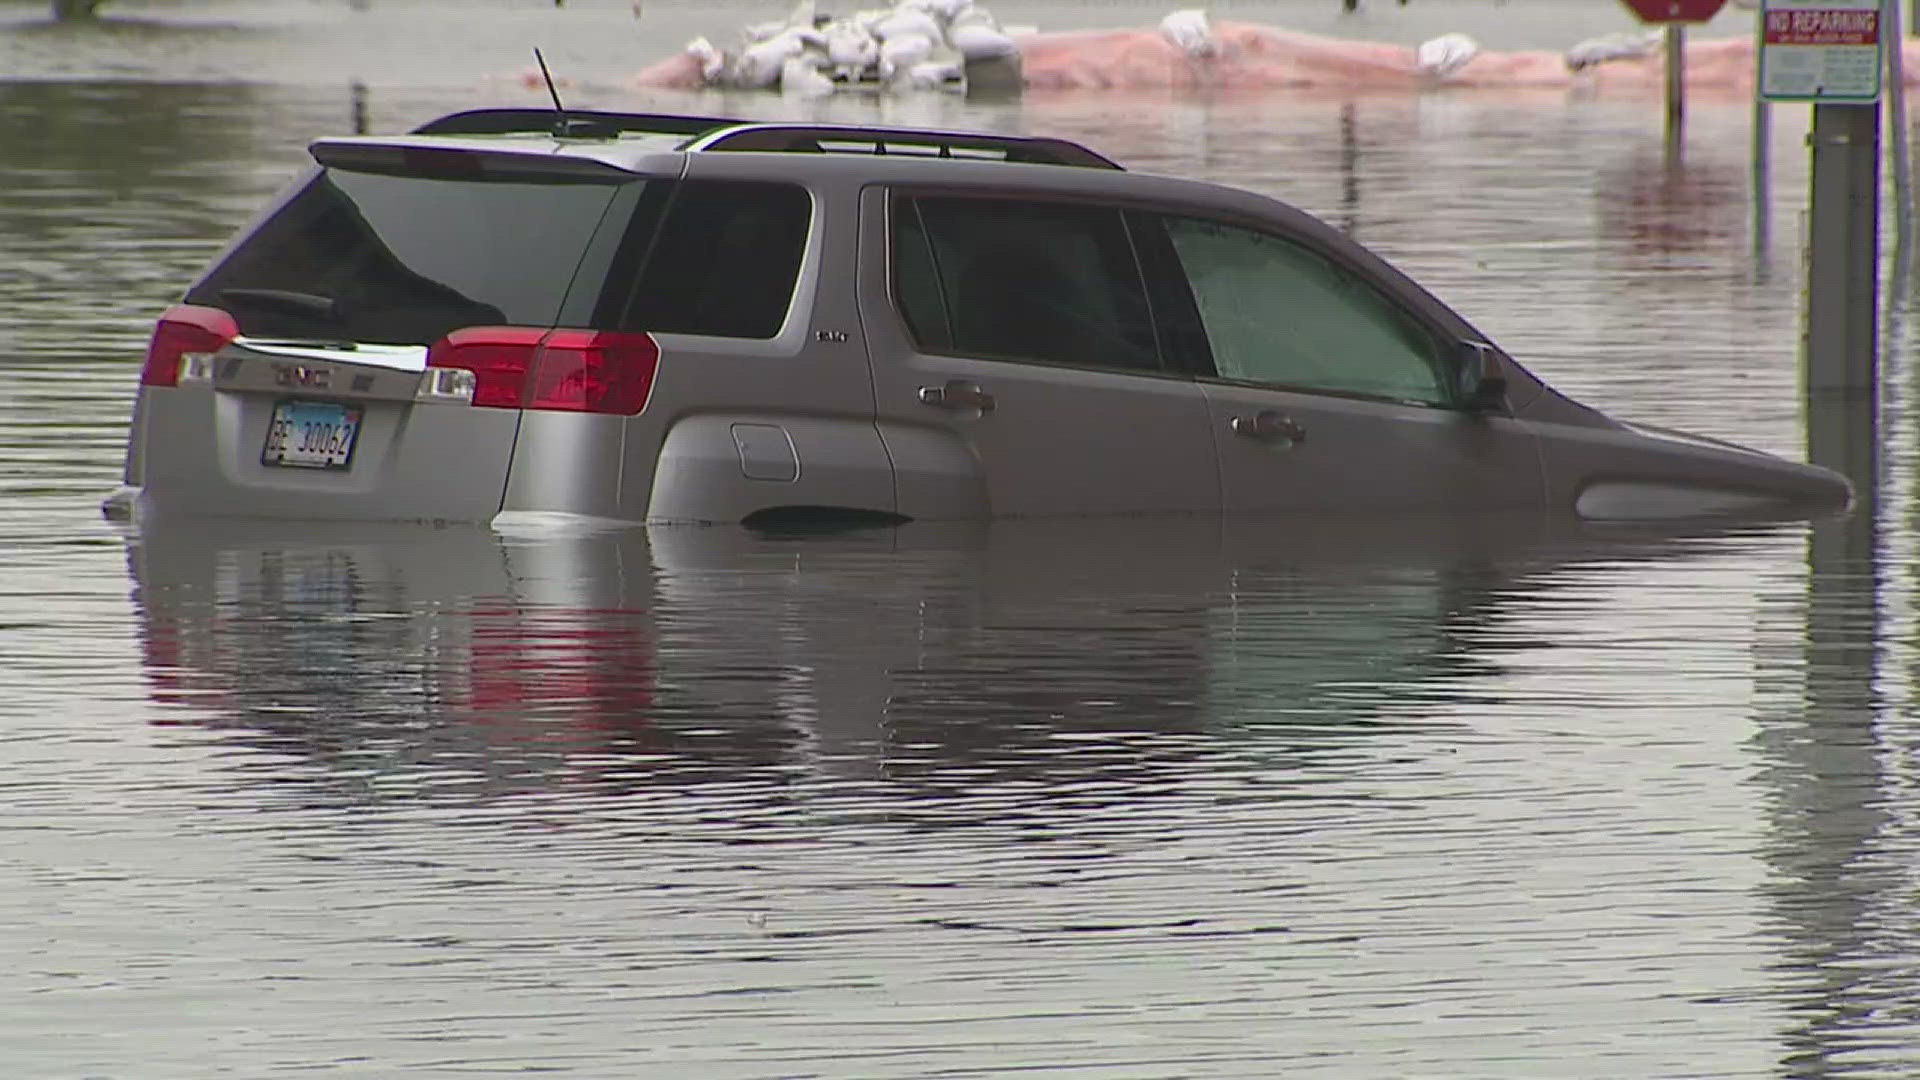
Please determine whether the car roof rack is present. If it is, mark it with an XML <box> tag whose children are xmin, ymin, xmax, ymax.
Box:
<box><xmin>409</xmin><ymin>109</ymin><xmax>1122</xmax><ymax>170</ymax></box>
<box><xmin>684</xmin><ymin>123</ymin><xmax>1122</xmax><ymax>170</ymax></box>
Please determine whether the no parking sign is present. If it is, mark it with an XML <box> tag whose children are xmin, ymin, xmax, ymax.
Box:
<box><xmin>1759</xmin><ymin>0</ymin><xmax>1885</xmax><ymax>101</ymax></box>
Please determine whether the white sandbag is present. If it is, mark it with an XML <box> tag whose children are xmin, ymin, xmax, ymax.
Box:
<box><xmin>736</xmin><ymin>28</ymin><xmax>809</xmax><ymax>88</ymax></box>
<box><xmin>824</xmin><ymin>23</ymin><xmax>880</xmax><ymax>78</ymax></box>
<box><xmin>780</xmin><ymin>55</ymin><xmax>836</xmax><ymax>94</ymax></box>
<box><xmin>848</xmin><ymin>7</ymin><xmax>892</xmax><ymax>33</ymax></box>
<box><xmin>741</xmin><ymin>19</ymin><xmax>788</xmax><ymax>43</ymax></box>
<box><xmin>899</xmin><ymin>0</ymin><xmax>970</xmax><ymax>21</ymax></box>
<box><xmin>874</xmin><ymin>8</ymin><xmax>942</xmax><ymax>42</ymax></box>
<box><xmin>685</xmin><ymin>35</ymin><xmax>727</xmax><ymax>83</ymax></box>
<box><xmin>901</xmin><ymin>58</ymin><xmax>965</xmax><ymax>89</ymax></box>
<box><xmin>949</xmin><ymin>22</ymin><xmax>1016</xmax><ymax>60</ymax></box>
<box><xmin>1563</xmin><ymin>30</ymin><xmax>1659</xmax><ymax>72</ymax></box>
<box><xmin>947</xmin><ymin>4</ymin><xmax>995</xmax><ymax>29</ymax></box>
<box><xmin>879</xmin><ymin>32</ymin><xmax>935</xmax><ymax>80</ymax></box>
<box><xmin>1158</xmin><ymin>9</ymin><xmax>1216</xmax><ymax>59</ymax></box>
<box><xmin>1415</xmin><ymin>32</ymin><xmax>1478</xmax><ymax>79</ymax></box>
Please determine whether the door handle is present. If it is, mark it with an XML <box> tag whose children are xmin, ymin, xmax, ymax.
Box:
<box><xmin>1229</xmin><ymin>410</ymin><xmax>1305</xmax><ymax>444</ymax></box>
<box><xmin>918</xmin><ymin>379</ymin><xmax>996</xmax><ymax>412</ymax></box>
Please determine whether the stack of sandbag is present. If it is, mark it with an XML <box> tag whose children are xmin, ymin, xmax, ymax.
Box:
<box><xmin>1563</xmin><ymin>30</ymin><xmax>1662</xmax><ymax>73</ymax></box>
<box><xmin>682</xmin><ymin>0</ymin><xmax>1025</xmax><ymax>93</ymax></box>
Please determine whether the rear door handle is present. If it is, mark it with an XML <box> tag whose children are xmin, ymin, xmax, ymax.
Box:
<box><xmin>1230</xmin><ymin>410</ymin><xmax>1305</xmax><ymax>444</ymax></box>
<box><xmin>918</xmin><ymin>379</ymin><xmax>996</xmax><ymax>412</ymax></box>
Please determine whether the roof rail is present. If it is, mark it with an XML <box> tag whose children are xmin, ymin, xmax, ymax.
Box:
<box><xmin>407</xmin><ymin>109</ymin><xmax>1124</xmax><ymax>171</ymax></box>
<box><xmin>681</xmin><ymin>123</ymin><xmax>1123</xmax><ymax>170</ymax></box>
<box><xmin>412</xmin><ymin>108</ymin><xmax>746</xmax><ymax>139</ymax></box>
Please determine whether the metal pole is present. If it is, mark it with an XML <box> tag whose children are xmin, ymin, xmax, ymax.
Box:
<box><xmin>1887</xmin><ymin>0</ymin><xmax>1913</xmax><ymax>271</ymax></box>
<box><xmin>1666</xmin><ymin>24</ymin><xmax>1687</xmax><ymax>161</ymax></box>
<box><xmin>1338</xmin><ymin>103</ymin><xmax>1360</xmax><ymax>237</ymax></box>
<box><xmin>1805</xmin><ymin>103</ymin><xmax>1882</xmax><ymax>396</ymax></box>
<box><xmin>1753</xmin><ymin>91</ymin><xmax>1772</xmax><ymax>268</ymax></box>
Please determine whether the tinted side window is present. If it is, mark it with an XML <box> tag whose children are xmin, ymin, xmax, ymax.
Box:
<box><xmin>1162</xmin><ymin>217</ymin><xmax>1448</xmax><ymax>406</ymax></box>
<box><xmin>615</xmin><ymin>179</ymin><xmax>810</xmax><ymax>339</ymax></box>
<box><xmin>891</xmin><ymin>201</ymin><xmax>951</xmax><ymax>353</ymax></box>
<box><xmin>894</xmin><ymin>196</ymin><xmax>1160</xmax><ymax>372</ymax></box>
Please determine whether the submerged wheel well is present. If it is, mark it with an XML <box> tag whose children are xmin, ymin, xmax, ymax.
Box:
<box><xmin>740</xmin><ymin>505</ymin><xmax>911</xmax><ymax>534</ymax></box>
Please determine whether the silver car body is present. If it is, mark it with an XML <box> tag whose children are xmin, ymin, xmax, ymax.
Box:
<box><xmin>106</xmin><ymin>109</ymin><xmax>1851</xmax><ymax>527</ymax></box>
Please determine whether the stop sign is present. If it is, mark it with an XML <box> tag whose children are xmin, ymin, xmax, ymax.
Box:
<box><xmin>1618</xmin><ymin>0</ymin><xmax>1729</xmax><ymax>21</ymax></box>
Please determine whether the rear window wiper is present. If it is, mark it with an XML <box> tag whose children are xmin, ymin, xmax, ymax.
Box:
<box><xmin>221</xmin><ymin>288</ymin><xmax>346</xmax><ymax>325</ymax></box>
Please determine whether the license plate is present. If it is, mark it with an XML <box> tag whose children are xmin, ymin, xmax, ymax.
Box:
<box><xmin>262</xmin><ymin>400</ymin><xmax>362</xmax><ymax>470</ymax></box>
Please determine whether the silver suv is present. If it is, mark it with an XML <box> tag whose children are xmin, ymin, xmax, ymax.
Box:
<box><xmin>106</xmin><ymin>107</ymin><xmax>1850</xmax><ymax>527</ymax></box>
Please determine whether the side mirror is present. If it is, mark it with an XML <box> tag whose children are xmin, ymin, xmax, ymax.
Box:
<box><xmin>1455</xmin><ymin>341</ymin><xmax>1509</xmax><ymax>414</ymax></box>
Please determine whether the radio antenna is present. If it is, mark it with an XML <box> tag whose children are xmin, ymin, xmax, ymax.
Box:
<box><xmin>533</xmin><ymin>47</ymin><xmax>566</xmax><ymax>114</ymax></box>
<box><xmin>531</xmin><ymin>48</ymin><xmax>614</xmax><ymax>138</ymax></box>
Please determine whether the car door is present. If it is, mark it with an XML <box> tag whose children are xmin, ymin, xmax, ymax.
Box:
<box><xmin>858</xmin><ymin>188</ymin><xmax>1219</xmax><ymax>519</ymax></box>
<box><xmin>1137</xmin><ymin>212</ymin><xmax>1545</xmax><ymax>514</ymax></box>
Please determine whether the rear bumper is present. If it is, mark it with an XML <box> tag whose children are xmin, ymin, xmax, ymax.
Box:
<box><xmin>129</xmin><ymin>385</ymin><xmax>520</xmax><ymax>524</ymax></box>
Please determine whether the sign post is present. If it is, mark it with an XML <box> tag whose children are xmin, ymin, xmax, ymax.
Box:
<box><xmin>1887</xmin><ymin>0</ymin><xmax>1910</xmax><ymax>281</ymax></box>
<box><xmin>1760</xmin><ymin>0</ymin><xmax>1884</xmax><ymax>398</ymax></box>
<box><xmin>1619</xmin><ymin>1</ymin><xmax>1731</xmax><ymax>158</ymax></box>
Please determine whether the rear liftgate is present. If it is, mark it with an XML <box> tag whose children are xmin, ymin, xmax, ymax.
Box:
<box><xmin>137</xmin><ymin>304</ymin><xmax>657</xmax><ymax>523</ymax></box>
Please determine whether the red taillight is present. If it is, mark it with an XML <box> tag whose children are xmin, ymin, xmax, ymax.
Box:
<box><xmin>527</xmin><ymin>330</ymin><xmax>659</xmax><ymax>415</ymax></box>
<box><xmin>141</xmin><ymin>305</ymin><xmax>239</xmax><ymax>387</ymax></box>
<box><xmin>427</xmin><ymin>326</ymin><xmax>547</xmax><ymax>408</ymax></box>
<box><xmin>427</xmin><ymin>327</ymin><xmax>659</xmax><ymax>415</ymax></box>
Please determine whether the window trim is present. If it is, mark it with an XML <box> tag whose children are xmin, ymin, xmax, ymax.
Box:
<box><xmin>599</xmin><ymin>176</ymin><xmax>817</xmax><ymax>342</ymax></box>
<box><xmin>883</xmin><ymin>189</ymin><xmax>1185</xmax><ymax>380</ymax></box>
<box><xmin>1134</xmin><ymin>209</ymin><xmax>1469</xmax><ymax>411</ymax></box>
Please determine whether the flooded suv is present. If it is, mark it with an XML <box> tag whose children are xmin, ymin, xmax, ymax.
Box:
<box><xmin>106</xmin><ymin>106</ymin><xmax>1850</xmax><ymax>527</ymax></box>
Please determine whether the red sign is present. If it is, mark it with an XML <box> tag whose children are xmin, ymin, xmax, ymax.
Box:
<box><xmin>1763</xmin><ymin>7</ymin><xmax>1879</xmax><ymax>46</ymax></box>
<box><xmin>1618</xmin><ymin>0</ymin><xmax>1729</xmax><ymax>22</ymax></box>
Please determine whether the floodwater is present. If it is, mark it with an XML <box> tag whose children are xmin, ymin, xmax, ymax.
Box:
<box><xmin>6</xmin><ymin>0</ymin><xmax>1920</xmax><ymax>1076</ymax></box>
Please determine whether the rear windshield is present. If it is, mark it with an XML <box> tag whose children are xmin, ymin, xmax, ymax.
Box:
<box><xmin>187</xmin><ymin>167</ymin><xmax>627</xmax><ymax>345</ymax></box>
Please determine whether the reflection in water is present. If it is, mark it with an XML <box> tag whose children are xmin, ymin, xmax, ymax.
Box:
<box><xmin>1753</xmin><ymin>96</ymin><xmax>1773</xmax><ymax>277</ymax></box>
<box><xmin>1754</xmin><ymin>359</ymin><xmax>1920</xmax><ymax>1075</ymax></box>
<box><xmin>1594</xmin><ymin>145</ymin><xmax>1748</xmax><ymax>271</ymax></box>
<box><xmin>130</xmin><ymin>512</ymin><xmax>1816</xmax><ymax>809</ymax></box>
<box><xmin>1756</xmin><ymin>506</ymin><xmax>1899</xmax><ymax>1078</ymax></box>
<box><xmin>87</xmin><ymin>507</ymin><xmax>1850</xmax><ymax>1073</ymax></box>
